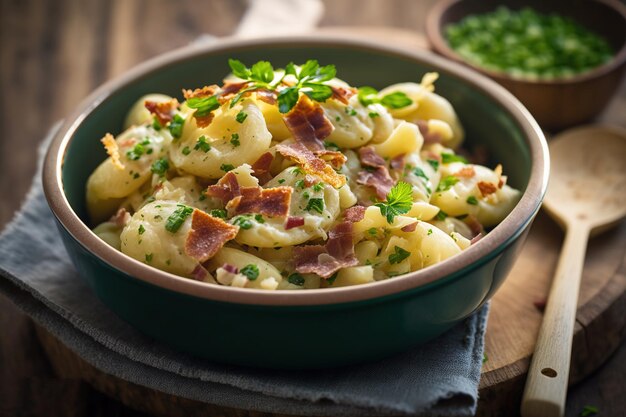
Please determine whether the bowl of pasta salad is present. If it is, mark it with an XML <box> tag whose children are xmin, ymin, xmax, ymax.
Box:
<box><xmin>43</xmin><ymin>37</ymin><xmax>548</xmax><ymax>369</ymax></box>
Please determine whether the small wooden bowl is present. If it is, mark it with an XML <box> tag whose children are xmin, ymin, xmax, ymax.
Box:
<box><xmin>426</xmin><ymin>0</ymin><xmax>626</xmax><ymax>131</ymax></box>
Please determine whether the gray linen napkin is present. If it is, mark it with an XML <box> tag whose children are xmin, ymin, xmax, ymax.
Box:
<box><xmin>0</xmin><ymin>125</ymin><xmax>488</xmax><ymax>417</ymax></box>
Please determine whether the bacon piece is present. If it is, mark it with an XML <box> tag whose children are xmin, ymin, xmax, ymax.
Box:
<box><xmin>416</xmin><ymin>120</ymin><xmax>442</xmax><ymax>144</ymax></box>
<box><xmin>314</xmin><ymin>149</ymin><xmax>347</xmax><ymax>169</ymax></box>
<box><xmin>185</xmin><ymin>209</ymin><xmax>239</xmax><ymax>263</ymax></box>
<box><xmin>222</xmin><ymin>263</ymin><xmax>239</xmax><ymax>274</ymax></box>
<box><xmin>205</xmin><ymin>172</ymin><xmax>241</xmax><ymax>204</ymax></box>
<box><xmin>145</xmin><ymin>99</ymin><xmax>178</xmax><ymax>126</ymax></box>
<box><xmin>293</xmin><ymin>222</ymin><xmax>358</xmax><ymax>278</ymax></box>
<box><xmin>101</xmin><ymin>133</ymin><xmax>125</xmax><ymax>170</ymax></box>
<box><xmin>390</xmin><ymin>154</ymin><xmax>406</xmax><ymax>171</ymax></box>
<box><xmin>303</xmin><ymin>174</ymin><xmax>320</xmax><ymax>188</ymax></box>
<box><xmin>182</xmin><ymin>85</ymin><xmax>219</xmax><ymax>100</ymax></box>
<box><xmin>226</xmin><ymin>186</ymin><xmax>292</xmax><ymax>217</ymax></box>
<box><xmin>256</xmin><ymin>88</ymin><xmax>277</xmax><ymax>105</ymax></box>
<box><xmin>251</xmin><ymin>152</ymin><xmax>274</xmax><ymax>185</ymax></box>
<box><xmin>454</xmin><ymin>166</ymin><xmax>476</xmax><ymax>178</ymax></box>
<box><xmin>109</xmin><ymin>208</ymin><xmax>130</xmax><ymax>228</ymax></box>
<box><xmin>190</xmin><ymin>264</ymin><xmax>209</xmax><ymax>281</ymax></box>
<box><xmin>359</xmin><ymin>146</ymin><xmax>386</xmax><ymax>168</ymax></box>
<box><xmin>401</xmin><ymin>221</ymin><xmax>418</xmax><ymax>233</ymax></box>
<box><xmin>285</xmin><ymin>216</ymin><xmax>305</xmax><ymax>230</ymax></box>
<box><xmin>276</xmin><ymin>142</ymin><xmax>347</xmax><ymax>188</ymax></box>
<box><xmin>477</xmin><ymin>181</ymin><xmax>498</xmax><ymax>196</ymax></box>
<box><xmin>344</xmin><ymin>205</ymin><xmax>366</xmax><ymax>223</ymax></box>
<box><xmin>282</xmin><ymin>95</ymin><xmax>333</xmax><ymax>151</ymax></box>
<box><xmin>220</xmin><ymin>81</ymin><xmax>248</xmax><ymax>98</ymax></box>
<box><xmin>194</xmin><ymin>113</ymin><xmax>215</xmax><ymax>128</ymax></box>
<box><xmin>331</xmin><ymin>86</ymin><xmax>356</xmax><ymax>105</ymax></box>
<box><xmin>357</xmin><ymin>168</ymin><xmax>395</xmax><ymax>200</ymax></box>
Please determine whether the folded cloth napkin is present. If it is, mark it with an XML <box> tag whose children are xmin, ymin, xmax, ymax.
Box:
<box><xmin>0</xmin><ymin>125</ymin><xmax>488</xmax><ymax>417</ymax></box>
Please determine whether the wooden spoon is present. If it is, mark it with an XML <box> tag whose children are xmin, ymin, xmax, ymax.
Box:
<box><xmin>521</xmin><ymin>125</ymin><xmax>626</xmax><ymax>417</ymax></box>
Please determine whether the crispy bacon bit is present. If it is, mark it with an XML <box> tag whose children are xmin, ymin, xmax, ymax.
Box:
<box><xmin>314</xmin><ymin>149</ymin><xmax>347</xmax><ymax>169</ymax></box>
<box><xmin>226</xmin><ymin>186</ymin><xmax>292</xmax><ymax>217</ymax></box>
<box><xmin>331</xmin><ymin>86</ymin><xmax>356</xmax><ymax>105</ymax></box>
<box><xmin>276</xmin><ymin>142</ymin><xmax>347</xmax><ymax>188</ymax></box>
<box><xmin>220</xmin><ymin>81</ymin><xmax>249</xmax><ymax>99</ymax></box>
<box><xmin>205</xmin><ymin>172</ymin><xmax>241</xmax><ymax>204</ymax></box>
<box><xmin>109</xmin><ymin>208</ymin><xmax>130</xmax><ymax>228</ymax></box>
<box><xmin>285</xmin><ymin>216</ymin><xmax>305</xmax><ymax>230</ymax></box>
<box><xmin>416</xmin><ymin>120</ymin><xmax>442</xmax><ymax>144</ymax></box>
<box><xmin>477</xmin><ymin>181</ymin><xmax>498</xmax><ymax>196</ymax></box>
<box><xmin>498</xmin><ymin>177</ymin><xmax>507</xmax><ymax>189</ymax></box>
<box><xmin>185</xmin><ymin>209</ymin><xmax>239</xmax><ymax>263</ymax></box>
<box><xmin>344</xmin><ymin>205</ymin><xmax>366</xmax><ymax>222</ymax></box>
<box><xmin>145</xmin><ymin>99</ymin><xmax>178</xmax><ymax>126</ymax></box>
<box><xmin>359</xmin><ymin>146</ymin><xmax>386</xmax><ymax>168</ymax></box>
<box><xmin>256</xmin><ymin>88</ymin><xmax>277</xmax><ymax>105</ymax></box>
<box><xmin>190</xmin><ymin>264</ymin><xmax>209</xmax><ymax>281</ymax></box>
<box><xmin>251</xmin><ymin>152</ymin><xmax>274</xmax><ymax>185</ymax></box>
<box><xmin>293</xmin><ymin>222</ymin><xmax>358</xmax><ymax>278</ymax></box>
<box><xmin>303</xmin><ymin>174</ymin><xmax>320</xmax><ymax>188</ymax></box>
<box><xmin>101</xmin><ymin>133</ymin><xmax>124</xmax><ymax>170</ymax></box>
<box><xmin>194</xmin><ymin>113</ymin><xmax>215</xmax><ymax>128</ymax></box>
<box><xmin>282</xmin><ymin>95</ymin><xmax>333</xmax><ymax>151</ymax></box>
<box><xmin>454</xmin><ymin>166</ymin><xmax>476</xmax><ymax>178</ymax></box>
<box><xmin>357</xmin><ymin>168</ymin><xmax>395</xmax><ymax>200</ymax></box>
<box><xmin>222</xmin><ymin>263</ymin><xmax>239</xmax><ymax>274</ymax></box>
<box><xmin>401</xmin><ymin>221</ymin><xmax>418</xmax><ymax>232</ymax></box>
<box><xmin>390</xmin><ymin>154</ymin><xmax>406</xmax><ymax>171</ymax></box>
<box><xmin>182</xmin><ymin>85</ymin><xmax>219</xmax><ymax>100</ymax></box>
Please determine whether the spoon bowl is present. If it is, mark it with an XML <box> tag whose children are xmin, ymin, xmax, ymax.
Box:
<box><xmin>543</xmin><ymin>125</ymin><xmax>626</xmax><ymax>233</ymax></box>
<box><xmin>522</xmin><ymin>125</ymin><xmax>626</xmax><ymax>417</ymax></box>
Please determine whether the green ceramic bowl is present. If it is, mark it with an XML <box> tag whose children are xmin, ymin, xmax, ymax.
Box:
<box><xmin>43</xmin><ymin>37</ymin><xmax>548</xmax><ymax>369</ymax></box>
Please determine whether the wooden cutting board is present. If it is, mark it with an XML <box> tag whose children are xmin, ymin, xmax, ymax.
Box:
<box><xmin>35</xmin><ymin>28</ymin><xmax>626</xmax><ymax>417</ymax></box>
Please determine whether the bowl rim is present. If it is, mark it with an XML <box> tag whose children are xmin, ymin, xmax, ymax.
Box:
<box><xmin>42</xmin><ymin>35</ymin><xmax>549</xmax><ymax>306</ymax></box>
<box><xmin>425</xmin><ymin>0</ymin><xmax>626</xmax><ymax>85</ymax></box>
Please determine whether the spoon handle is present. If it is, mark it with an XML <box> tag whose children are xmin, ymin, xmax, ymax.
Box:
<box><xmin>521</xmin><ymin>223</ymin><xmax>590</xmax><ymax>417</ymax></box>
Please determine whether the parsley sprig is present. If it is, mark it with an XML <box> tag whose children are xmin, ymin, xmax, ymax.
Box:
<box><xmin>228</xmin><ymin>59</ymin><xmax>336</xmax><ymax>114</ymax></box>
<box><xmin>357</xmin><ymin>86</ymin><xmax>413</xmax><ymax>109</ymax></box>
<box><xmin>375</xmin><ymin>182</ymin><xmax>413</xmax><ymax>224</ymax></box>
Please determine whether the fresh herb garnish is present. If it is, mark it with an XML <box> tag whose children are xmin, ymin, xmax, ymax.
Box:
<box><xmin>367</xmin><ymin>227</ymin><xmax>378</xmax><ymax>236</ymax></box>
<box><xmin>152</xmin><ymin>116</ymin><xmax>162</xmax><ymax>131</ymax></box>
<box><xmin>427</xmin><ymin>159</ymin><xmax>440</xmax><ymax>171</ymax></box>
<box><xmin>467</xmin><ymin>196</ymin><xmax>479</xmax><ymax>205</ymax></box>
<box><xmin>324</xmin><ymin>141</ymin><xmax>339</xmax><ymax>151</ymax></box>
<box><xmin>436</xmin><ymin>176</ymin><xmax>460</xmax><ymax>192</ymax></box>
<box><xmin>182</xmin><ymin>146</ymin><xmax>191</xmax><ymax>155</ymax></box>
<box><xmin>210</xmin><ymin>209</ymin><xmax>227</xmax><ymax>219</ymax></box>
<box><xmin>427</xmin><ymin>228</ymin><xmax>433</xmax><ymax>235</ymax></box>
<box><xmin>288</xmin><ymin>273</ymin><xmax>305</xmax><ymax>286</ymax></box>
<box><xmin>277</xmin><ymin>60</ymin><xmax>335</xmax><ymax>113</ymax></box>
<box><xmin>186</xmin><ymin>95</ymin><xmax>220</xmax><ymax>117</ymax></box>
<box><xmin>389</xmin><ymin>246</ymin><xmax>411</xmax><ymax>264</ymax></box>
<box><xmin>165</xmin><ymin>205</ymin><xmax>193</xmax><ymax>233</ymax></box>
<box><xmin>126</xmin><ymin>143</ymin><xmax>145</xmax><ymax>161</ymax></box>
<box><xmin>194</xmin><ymin>135</ymin><xmax>211</xmax><ymax>152</ymax></box>
<box><xmin>138</xmin><ymin>224</ymin><xmax>145</xmax><ymax>235</ymax></box>
<box><xmin>278</xmin><ymin>178</ymin><xmax>286</xmax><ymax>184</ymax></box>
<box><xmin>294</xmin><ymin>179</ymin><xmax>305</xmax><ymax>189</ymax></box>
<box><xmin>235</xmin><ymin>110</ymin><xmax>248</xmax><ymax>123</ymax></box>
<box><xmin>357</xmin><ymin>86</ymin><xmax>413</xmax><ymax>109</ymax></box>
<box><xmin>230</xmin><ymin>133</ymin><xmax>240</xmax><ymax>147</ymax></box>
<box><xmin>327</xmin><ymin>272</ymin><xmax>338</xmax><ymax>285</ymax></box>
<box><xmin>375</xmin><ymin>182</ymin><xmax>413</xmax><ymax>224</ymax></box>
<box><xmin>482</xmin><ymin>353</ymin><xmax>488</xmax><ymax>364</ymax></box>
<box><xmin>580</xmin><ymin>405</ymin><xmax>598</xmax><ymax>417</ymax></box>
<box><xmin>220</xmin><ymin>164</ymin><xmax>235</xmax><ymax>172</ymax></box>
<box><xmin>240</xmin><ymin>264</ymin><xmax>260</xmax><ymax>281</ymax></box>
<box><xmin>145</xmin><ymin>253</ymin><xmax>153</xmax><ymax>263</ymax></box>
<box><xmin>233</xmin><ymin>216</ymin><xmax>253</xmax><ymax>229</ymax></box>
<box><xmin>168</xmin><ymin>114</ymin><xmax>185</xmax><ymax>139</ymax></box>
<box><xmin>413</xmin><ymin>167</ymin><xmax>429</xmax><ymax>182</ymax></box>
<box><xmin>312</xmin><ymin>182</ymin><xmax>324</xmax><ymax>192</ymax></box>
<box><xmin>441</xmin><ymin>152</ymin><xmax>468</xmax><ymax>164</ymax></box>
<box><xmin>305</xmin><ymin>198</ymin><xmax>325</xmax><ymax>214</ymax></box>
<box><xmin>254</xmin><ymin>214</ymin><xmax>265</xmax><ymax>223</ymax></box>
<box><xmin>435</xmin><ymin>210</ymin><xmax>448</xmax><ymax>220</ymax></box>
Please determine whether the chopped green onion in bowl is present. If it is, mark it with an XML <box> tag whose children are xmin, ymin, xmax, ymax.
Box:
<box><xmin>445</xmin><ymin>6</ymin><xmax>614</xmax><ymax>80</ymax></box>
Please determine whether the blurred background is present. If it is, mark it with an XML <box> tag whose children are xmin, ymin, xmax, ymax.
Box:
<box><xmin>0</xmin><ymin>1</ymin><xmax>624</xmax><ymax>416</ymax></box>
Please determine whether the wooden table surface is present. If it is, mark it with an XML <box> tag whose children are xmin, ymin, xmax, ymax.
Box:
<box><xmin>1</xmin><ymin>1</ymin><xmax>625</xmax><ymax>416</ymax></box>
